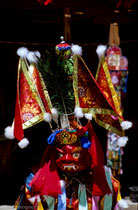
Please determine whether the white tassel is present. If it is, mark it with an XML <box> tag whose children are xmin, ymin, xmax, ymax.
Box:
<box><xmin>43</xmin><ymin>112</ymin><xmax>52</xmax><ymax>122</ymax></box>
<box><xmin>34</xmin><ymin>51</ymin><xmax>41</xmax><ymax>59</ymax></box>
<box><xmin>18</xmin><ymin>138</ymin><xmax>29</xmax><ymax>149</ymax></box>
<box><xmin>4</xmin><ymin>126</ymin><xmax>15</xmax><ymax>139</ymax></box>
<box><xmin>51</xmin><ymin>108</ymin><xmax>58</xmax><ymax>117</ymax></box>
<box><xmin>17</xmin><ymin>47</ymin><xmax>29</xmax><ymax>58</ymax></box>
<box><xmin>27</xmin><ymin>51</ymin><xmax>41</xmax><ymax>63</ymax></box>
<box><xmin>118</xmin><ymin>136</ymin><xmax>128</xmax><ymax>147</ymax></box>
<box><xmin>96</xmin><ymin>45</ymin><xmax>107</xmax><ymax>58</ymax></box>
<box><xmin>26</xmin><ymin>51</ymin><xmax>39</xmax><ymax>63</ymax></box>
<box><xmin>121</xmin><ymin>121</ymin><xmax>133</xmax><ymax>130</ymax></box>
<box><xmin>74</xmin><ymin>107</ymin><xmax>84</xmax><ymax>118</ymax></box>
<box><xmin>118</xmin><ymin>199</ymin><xmax>128</xmax><ymax>208</ymax></box>
<box><xmin>51</xmin><ymin>108</ymin><xmax>58</xmax><ymax>122</ymax></box>
<box><xmin>71</xmin><ymin>44</ymin><xmax>82</xmax><ymax>56</ymax></box>
<box><xmin>84</xmin><ymin>113</ymin><xmax>93</xmax><ymax>120</ymax></box>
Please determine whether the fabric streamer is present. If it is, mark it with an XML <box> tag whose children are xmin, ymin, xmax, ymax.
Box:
<box><xmin>16</xmin><ymin>193</ymin><xmax>24</xmax><ymax>210</ymax></box>
<box><xmin>26</xmin><ymin>173</ymin><xmax>34</xmax><ymax>191</ymax></box>
<box><xmin>57</xmin><ymin>185</ymin><xmax>66</xmax><ymax>210</ymax></box>
<box><xmin>45</xmin><ymin>196</ymin><xmax>55</xmax><ymax>210</ymax></box>
<box><xmin>104</xmin><ymin>167</ymin><xmax>113</xmax><ymax>210</ymax></box>
<box><xmin>92</xmin><ymin>196</ymin><xmax>99</xmax><ymax>210</ymax></box>
<box><xmin>78</xmin><ymin>184</ymin><xmax>88</xmax><ymax>210</ymax></box>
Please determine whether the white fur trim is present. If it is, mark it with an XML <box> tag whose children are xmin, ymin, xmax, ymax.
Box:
<box><xmin>118</xmin><ymin>136</ymin><xmax>128</xmax><ymax>147</ymax></box>
<box><xmin>18</xmin><ymin>138</ymin><xmax>29</xmax><ymax>149</ymax></box>
<box><xmin>84</xmin><ymin>113</ymin><xmax>93</xmax><ymax>120</ymax></box>
<box><xmin>43</xmin><ymin>112</ymin><xmax>52</xmax><ymax>122</ymax></box>
<box><xmin>71</xmin><ymin>44</ymin><xmax>82</xmax><ymax>55</ymax></box>
<box><xmin>121</xmin><ymin>121</ymin><xmax>133</xmax><ymax>130</ymax></box>
<box><xmin>118</xmin><ymin>199</ymin><xmax>128</xmax><ymax>208</ymax></box>
<box><xmin>96</xmin><ymin>45</ymin><xmax>107</xmax><ymax>58</ymax></box>
<box><xmin>4</xmin><ymin>126</ymin><xmax>15</xmax><ymax>139</ymax></box>
<box><xmin>74</xmin><ymin>107</ymin><xmax>84</xmax><ymax>118</ymax></box>
<box><xmin>17</xmin><ymin>47</ymin><xmax>29</xmax><ymax>58</ymax></box>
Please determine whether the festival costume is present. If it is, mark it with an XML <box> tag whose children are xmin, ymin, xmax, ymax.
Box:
<box><xmin>5</xmin><ymin>38</ymin><xmax>131</xmax><ymax>209</ymax></box>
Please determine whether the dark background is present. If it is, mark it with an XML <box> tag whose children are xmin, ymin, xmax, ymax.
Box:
<box><xmin>0</xmin><ymin>0</ymin><xmax>138</xmax><ymax>205</ymax></box>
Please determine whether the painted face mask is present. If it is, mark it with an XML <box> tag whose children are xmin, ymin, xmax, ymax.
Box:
<box><xmin>55</xmin><ymin>143</ymin><xmax>91</xmax><ymax>174</ymax></box>
<box><xmin>49</xmin><ymin>129</ymin><xmax>91</xmax><ymax>174</ymax></box>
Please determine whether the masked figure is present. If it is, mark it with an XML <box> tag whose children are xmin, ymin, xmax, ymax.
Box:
<box><xmin>15</xmin><ymin>121</ymin><xmax>125</xmax><ymax>209</ymax></box>
<box><xmin>9</xmin><ymin>39</ymin><xmax>130</xmax><ymax>209</ymax></box>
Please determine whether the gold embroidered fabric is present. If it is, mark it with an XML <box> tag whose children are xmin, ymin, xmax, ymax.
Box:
<box><xmin>95</xmin><ymin>56</ymin><xmax>122</xmax><ymax>117</ymax></box>
<box><xmin>73</xmin><ymin>55</ymin><xmax>124</xmax><ymax>136</ymax></box>
<box><xmin>18</xmin><ymin>59</ymin><xmax>52</xmax><ymax>130</ymax></box>
<box><xmin>55</xmin><ymin>130</ymin><xmax>78</xmax><ymax>144</ymax></box>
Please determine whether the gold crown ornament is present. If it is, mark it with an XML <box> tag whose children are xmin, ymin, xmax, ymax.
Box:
<box><xmin>55</xmin><ymin>130</ymin><xmax>78</xmax><ymax>145</ymax></box>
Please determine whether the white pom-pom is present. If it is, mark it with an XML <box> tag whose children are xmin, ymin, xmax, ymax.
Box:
<box><xmin>27</xmin><ymin>51</ymin><xmax>39</xmax><ymax>63</ymax></box>
<box><xmin>44</xmin><ymin>112</ymin><xmax>52</xmax><ymax>122</ymax></box>
<box><xmin>74</xmin><ymin>107</ymin><xmax>84</xmax><ymax>118</ymax></box>
<box><xmin>18</xmin><ymin>138</ymin><xmax>29</xmax><ymax>149</ymax></box>
<box><xmin>4</xmin><ymin>126</ymin><xmax>15</xmax><ymax>139</ymax></box>
<box><xmin>118</xmin><ymin>136</ymin><xmax>128</xmax><ymax>147</ymax></box>
<box><xmin>118</xmin><ymin>199</ymin><xmax>128</xmax><ymax>208</ymax></box>
<box><xmin>96</xmin><ymin>45</ymin><xmax>107</xmax><ymax>58</ymax></box>
<box><xmin>84</xmin><ymin>113</ymin><xmax>93</xmax><ymax>120</ymax></box>
<box><xmin>51</xmin><ymin>108</ymin><xmax>58</xmax><ymax>123</ymax></box>
<box><xmin>17</xmin><ymin>47</ymin><xmax>29</xmax><ymax>58</ymax></box>
<box><xmin>71</xmin><ymin>44</ymin><xmax>82</xmax><ymax>56</ymax></box>
<box><xmin>121</xmin><ymin>121</ymin><xmax>133</xmax><ymax>130</ymax></box>
<box><xmin>34</xmin><ymin>51</ymin><xmax>41</xmax><ymax>59</ymax></box>
<box><xmin>51</xmin><ymin>108</ymin><xmax>58</xmax><ymax>117</ymax></box>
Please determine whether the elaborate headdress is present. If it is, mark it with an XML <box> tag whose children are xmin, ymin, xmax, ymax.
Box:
<box><xmin>4</xmin><ymin>37</ymin><xmax>132</xmax><ymax>148</ymax></box>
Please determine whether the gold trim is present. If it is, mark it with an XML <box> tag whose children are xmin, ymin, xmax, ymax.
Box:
<box><xmin>93</xmin><ymin>115</ymin><xmax>124</xmax><ymax>136</ymax></box>
<box><xmin>22</xmin><ymin>113</ymin><xmax>44</xmax><ymax>129</ymax></box>
<box><xmin>73</xmin><ymin>54</ymin><xmax>80</xmax><ymax>107</ymax></box>
<box><xmin>82</xmin><ymin>107</ymin><xmax>119</xmax><ymax>116</ymax></box>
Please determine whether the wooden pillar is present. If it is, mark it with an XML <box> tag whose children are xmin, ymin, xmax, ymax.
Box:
<box><xmin>64</xmin><ymin>8</ymin><xmax>71</xmax><ymax>41</ymax></box>
<box><xmin>108</xmin><ymin>23</ymin><xmax>120</xmax><ymax>46</ymax></box>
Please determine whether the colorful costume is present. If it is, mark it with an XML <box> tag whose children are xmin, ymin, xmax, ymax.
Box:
<box><xmin>15</xmin><ymin>121</ymin><xmax>125</xmax><ymax>209</ymax></box>
<box><xmin>5</xmin><ymin>38</ymin><xmax>130</xmax><ymax>209</ymax></box>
